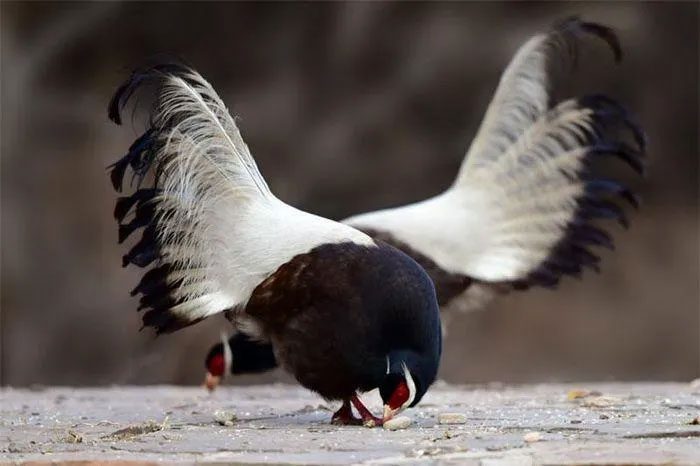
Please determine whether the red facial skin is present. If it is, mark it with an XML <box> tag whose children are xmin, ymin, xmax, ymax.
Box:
<box><xmin>387</xmin><ymin>380</ymin><xmax>410</xmax><ymax>411</ymax></box>
<box><xmin>207</xmin><ymin>353</ymin><xmax>226</xmax><ymax>377</ymax></box>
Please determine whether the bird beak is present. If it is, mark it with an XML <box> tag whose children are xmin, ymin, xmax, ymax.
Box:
<box><xmin>383</xmin><ymin>405</ymin><xmax>398</xmax><ymax>422</ymax></box>
<box><xmin>204</xmin><ymin>372</ymin><xmax>221</xmax><ymax>392</ymax></box>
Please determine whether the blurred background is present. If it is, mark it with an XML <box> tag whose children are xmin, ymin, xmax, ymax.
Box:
<box><xmin>1</xmin><ymin>2</ymin><xmax>698</xmax><ymax>387</ymax></box>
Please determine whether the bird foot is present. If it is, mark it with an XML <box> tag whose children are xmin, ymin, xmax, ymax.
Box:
<box><xmin>331</xmin><ymin>400</ymin><xmax>362</xmax><ymax>425</ymax></box>
<box><xmin>351</xmin><ymin>394</ymin><xmax>383</xmax><ymax>427</ymax></box>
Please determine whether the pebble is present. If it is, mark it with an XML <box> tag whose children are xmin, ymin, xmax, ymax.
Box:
<box><xmin>581</xmin><ymin>396</ymin><xmax>621</xmax><ymax>408</ymax></box>
<box><xmin>383</xmin><ymin>416</ymin><xmax>412</xmax><ymax>430</ymax></box>
<box><xmin>523</xmin><ymin>431</ymin><xmax>542</xmax><ymax>443</ymax></box>
<box><xmin>213</xmin><ymin>410</ymin><xmax>237</xmax><ymax>426</ymax></box>
<box><xmin>567</xmin><ymin>389</ymin><xmax>602</xmax><ymax>400</ymax></box>
<box><xmin>438</xmin><ymin>412</ymin><xmax>467</xmax><ymax>425</ymax></box>
<box><xmin>567</xmin><ymin>389</ymin><xmax>591</xmax><ymax>400</ymax></box>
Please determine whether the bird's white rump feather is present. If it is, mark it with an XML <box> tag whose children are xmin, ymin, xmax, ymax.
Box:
<box><xmin>112</xmin><ymin>66</ymin><xmax>373</xmax><ymax>331</ymax></box>
<box><xmin>345</xmin><ymin>19</ymin><xmax>642</xmax><ymax>292</ymax></box>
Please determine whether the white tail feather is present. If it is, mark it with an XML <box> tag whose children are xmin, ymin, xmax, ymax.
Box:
<box><xmin>111</xmin><ymin>65</ymin><xmax>373</xmax><ymax>333</ymax></box>
<box><xmin>345</xmin><ymin>19</ymin><xmax>642</xmax><ymax>305</ymax></box>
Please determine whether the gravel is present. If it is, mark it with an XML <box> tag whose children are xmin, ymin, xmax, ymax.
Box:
<box><xmin>213</xmin><ymin>409</ymin><xmax>237</xmax><ymax>426</ymax></box>
<box><xmin>437</xmin><ymin>412</ymin><xmax>467</xmax><ymax>425</ymax></box>
<box><xmin>1</xmin><ymin>382</ymin><xmax>699</xmax><ymax>464</ymax></box>
<box><xmin>523</xmin><ymin>431</ymin><xmax>542</xmax><ymax>443</ymax></box>
<box><xmin>383</xmin><ymin>416</ymin><xmax>412</xmax><ymax>430</ymax></box>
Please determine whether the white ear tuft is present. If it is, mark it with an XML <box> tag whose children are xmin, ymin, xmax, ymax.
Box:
<box><xmin>221</xmin><ymin>331</ymin><xmax>233</xmax><ymax>376</ymax></box>
<box><xmin>401</xmin><ymin>362</ymin><xmax>417</xmax><ymax>409</ymax></box>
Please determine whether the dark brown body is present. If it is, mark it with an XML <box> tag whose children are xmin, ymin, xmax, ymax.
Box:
<box><xmin>243</xmin><ymin>241</ymin><xmax>441</xmax><ymax>400</ymax></box>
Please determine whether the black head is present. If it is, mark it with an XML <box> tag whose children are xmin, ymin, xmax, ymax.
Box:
<box><xmin>205</xmin><ymin>341</ymin><xmax>225</xmax><ymax>374</ymax></box>
<box><xmin>203</xmin><ymin>334</ymin><xmax>231</xmax><ymax>391</ymax></box>
<box><xmin>204</xmin><ymin>332</ymin><xmax>278</xmax><ymax>391</ymax></box>
<box><xmin>378</xmin><ymin>349</ymin><xmax>437</xmax><ymax>420</ymax></box>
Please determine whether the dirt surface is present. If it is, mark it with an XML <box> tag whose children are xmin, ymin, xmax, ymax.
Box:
<box><xmin>1</xmin><ymin>383</ymin><xmax>699</xmax><ymax>465</ymax></box>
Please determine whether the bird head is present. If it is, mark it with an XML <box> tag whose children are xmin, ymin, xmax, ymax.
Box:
<box><xmin>204</xmin><ymin>333</ymin><xmax>232</xmax><ymax>391</ymax></box>
<box><xmin>378</xmin><ymin>351</ymin><xmax>434</xmax><ymax>422</ymax></box>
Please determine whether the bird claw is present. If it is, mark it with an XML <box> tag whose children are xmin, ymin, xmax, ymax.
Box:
<box><xmin>331</xmin><ymin>396</ymin><xmax>383</xmax><ymax>427</ymax></box>
<box><xmin>331</xmin><ymin>400</ymin><xmax>362</xmax><ymax>426</ymax></box>
<box><xmin>351</xmin><ymin>393</ymin><xmax>383</xmax><ymax>428</ymax></box>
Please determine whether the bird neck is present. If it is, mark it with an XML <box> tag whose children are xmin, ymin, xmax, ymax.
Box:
<box><xmin>228</xmin><ymin>333</ymin><xmax>278</xmax><ymax>375</ymax></box>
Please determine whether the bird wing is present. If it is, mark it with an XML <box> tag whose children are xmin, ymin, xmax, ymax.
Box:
<box><xmin>344</xmin><ymin>18</ymin><xmax>645</xmax><ymax>310</ymax></box>
<box><xmin>109</xmin><ymin>64</ymin><xmax>373</xmax><ymax>334</ymax></box>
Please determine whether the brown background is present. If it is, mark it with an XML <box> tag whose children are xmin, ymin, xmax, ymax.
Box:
<box><xmin>1</xmin><ymin>1</ymin><xmax>698</xmax><ymax>387</ymax></box>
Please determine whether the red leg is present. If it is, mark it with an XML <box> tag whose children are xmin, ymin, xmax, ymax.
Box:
<box><xmin>331</xmin><ymin>399</ymin><xmax>361</xmax><ymax>425</ymax></box>
<box><xmin>351</xmin><ymin>394</ymin><xmax>383</xmax><ymax>427</ymax></box>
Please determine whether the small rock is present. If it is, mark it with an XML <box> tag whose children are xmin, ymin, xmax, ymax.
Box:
<box><xmin>102</xmin><ymin>420</ymin><xmax>166</xmax><ymax>440</ymax></box>
<box><xmin>65</xmin><ymin>430</ymin><xmax>83</xmax><ymax>444</ymax></box>
<box><xmin>567</xmin><ymin>389</ymin><xmax>590</xmax><ymax>400</ymax></box>
<box><xmin>689</xmin><ymin>416</ymin><xmax>700</xmax><ymax>425</ymax></box>
<box><xmin>567</xmin><ymin>389</ymin><xmax>602</xmax><ymax>400</ymax></box>
<box><xmin>411</xmin><ymin>447</ymin><xmax>444</xmax><ymax>457</ymax></box>
<box><xmin>213</xmin><ymin>410</ymin><xmax>237</xmax><ymax>426</ymax></box>
<box><xmin>438</xmin><ymin>412</ymin><xmax>467</xmax><ymax>425</ymax></box>
<box><xmin>523</xmin><ymin>431</ymin><xmax>542</xmax><ymax>443</ymax></box>
<box><xmin>581</xmin><ymin>396</ymin><xmax>621</xmax><ymax>408</ymax></box>
<box><xmin>599</xmin><ymin>414</ymin><xmax>610</xmax><ymax>420</ymax></box>
<box><xmin>383</xmin><ymin>416</ymin><xmax>412</xmax><ymax>430</ymax></box>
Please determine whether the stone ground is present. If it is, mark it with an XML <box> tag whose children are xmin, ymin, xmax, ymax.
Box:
<box><xmin>1</xmin><ymin>382</ymin><xmax>699</xmax><ymax>465</ymax></box>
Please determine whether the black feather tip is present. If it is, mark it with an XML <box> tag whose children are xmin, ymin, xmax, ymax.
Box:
<box><xmin>555</xmin><ymin>16</ymin><xmax>623</xmax><ymax>63</ymax></box>
<box><xmin>108</xmin><ymin>61</ymin><xmax>218</xmax><ymax>336</ymax></box>
<box><xmin>108</xmin><ymin>62</ymin><xmax>195</xmax><ymax>125</ymax></box>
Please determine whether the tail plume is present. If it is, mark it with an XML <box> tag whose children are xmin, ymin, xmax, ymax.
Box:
<box><xmin>108</xmin><ymin>64</ymin><xmax>272</xmax><ymax>333</ymax></box>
